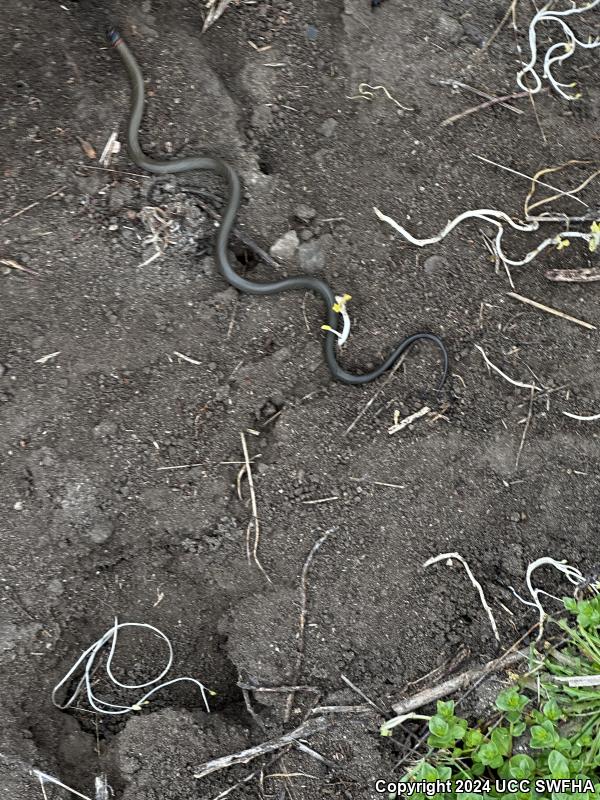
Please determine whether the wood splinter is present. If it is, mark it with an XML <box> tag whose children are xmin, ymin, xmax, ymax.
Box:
<box><xmin>391</xmin><ymin>650</ymin><xmax>526</xmax><ymax>718</ymax></box>
<box><xmin>193</xmin><ymin>717</ymin><xmax>327</xmax><ymax>779</ymax></box>
<box><xmin>546</xmin><ymin>267</ymin><xmax>600</xmax><ymax>283</ymax></box>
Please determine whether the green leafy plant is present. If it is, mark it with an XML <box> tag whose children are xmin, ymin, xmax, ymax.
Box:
<box><xmin>382</xmin><ymin>595</ymin><xmax>600</xmax><ymax>799</ymax></box>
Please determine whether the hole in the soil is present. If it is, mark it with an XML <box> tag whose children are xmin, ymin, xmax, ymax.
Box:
<box><xmin>230</xmin><ymin>242</ymin><xmax>261</xmax><ymax>270</ymax></box>
<box><xmin>257</xmin><ymin>157</ymin><xmax>274</xmax><ymax>176</ymax></box>
<box><xmin>25</xmin><ymin>623</ymin><xmax>244</xmax><ymax>796</ymax></box>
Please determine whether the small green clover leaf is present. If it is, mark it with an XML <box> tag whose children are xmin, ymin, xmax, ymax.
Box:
<box><xmin>548</xmin><ymin>749</ymin><xmax>570</xmax><ymax>779</ymax></box>
<box><xmin>508</xmin><ymin>754</ymin><xmax>536</xmax><ymax>780</ymax></box>
<box><xmin>543</xmin><ymin>699</ymin><xmax>563</xmax><ymax>722</ymax></box>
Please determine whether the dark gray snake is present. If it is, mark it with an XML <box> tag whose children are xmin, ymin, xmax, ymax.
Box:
<box><xmin>107</xmin><ymin>27</ymin><xmax>448</xmax><ymax>388</ymax></box>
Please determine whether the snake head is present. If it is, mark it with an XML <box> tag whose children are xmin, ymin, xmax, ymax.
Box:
<box><xmin>106</xmin><ymin>27</ymin><xmax>122</xmax><ymax>47</ymax></box>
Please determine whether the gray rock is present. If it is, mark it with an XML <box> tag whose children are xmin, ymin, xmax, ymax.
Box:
<box><xmin>0</xmin><ymin>363</ymin><xmax>6</xmax><ymax>377</ymax></box>
<box><xmin>93</xmin><ymin>420</ymin><xmax>117</xmax><ymax>439</ymax></box>
<box><xmin>298</xmin><ymin>240</ymin><xmax>325</xmax><ymax>273</ymax></box>
<box><xmin>89</xmin><ymin>520</ymin><xmax>114</xmax><ymax>544</ymax></box>
<box><xmin>297</xmin><ymin>234</ymin><xmax>332</xmax><ymax>274</ymax></box>
<box><xmin>435</xmin><ymin>13</ymin><xmax>464</xmax><ymax>45</ymax></box>
<box><xmin>320</xmin><ymin>117</ymin><xmax>338</xmax><ymax>137</ymax></box>
<box><xmin>423</xmin><ymin>255</ymin><xmax>448</xmax><ymax>275</ymax></box>
<box><xmin>48</xmin><ymin>578</ymin><xmax>64</xmax><ymax>596</ymax></box>
<box><xmin>269</xmin><ymin>230</ymin><xmax>299</xmax><ymax>262</ymax></box>
<box><xmin>294</xmin><ymin>203</ymin><xmax>317</xmax><ymax>223</ymax></box>
<box><xmin>251</xmin><ymin>105</ymin><xmax>273</xmax><ymax>133</ymax></box>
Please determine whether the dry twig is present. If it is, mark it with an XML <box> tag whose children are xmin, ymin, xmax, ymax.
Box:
<box><xmin>193</xmin><ymin>718</ymin><xmax>327</xmax><ymax>779</ymax></box>
<box><xmin>476</xmin><ymin>0</ymin><xmax>519</xmax><ymax>56</ymax></box>
<box><xmin>1</xmin><ymin>186</ymin><xmax>65</xmax><ymax>225</ymax></box>
<box><xmin>524</xmin><ymin>160</ymin><xmax>599</xmax><ymax>218</ymax></box>
<box><xmin>310</xmin><ymin>704</ymin><xmax>371</xmax><ymax>715</ymax></box>
<box><xmin>388</xmin><ymin>406</ymin><xmax>431</xmax><ymax>434</ymax></box>
<box><xmin>390</xmin><ymin>650</ymin><xmax>526</xmax><ymax>719</ymax></box>
<box><xmin>202</xmin><ymin>0</ymin><xmax>234</xmax><ymax>32</ymax></box>
<box><xmin>546</xmin><ymin>268</ymin><xmax>600</xmax><ymax>283</ymax></box>
<box><xmin>473</xmin><ymin>155</ymin><xmax>588</xmax><ymax>208</ymax></box>
<box><xmin>441</xmin><ymin>89</ymin><xmax>534</xmax><ymax>127</ymax></box>
<box><xmin>284</xmin><ymin>529</ymin><xmax>334</xmax><ymax>722</ymax></box>
<box><xmin>344</xmin><ymin>352</ymin><xmax>408</xmax><ymax>435</ymax></box>
<box><xmin>439</xmin><ymin>80</ymin><xmax>524</xmax><ymax>115</ymax></box>
<box><xmin>340</xmin><ymin>673</ymin><xmax>386</xmax><ymax>714</ymax></box>
<box><xmin>238</xmin><ymin>682</ymin><xmax>319</xmax><ymax>694</ymax></box>
<box><xmin>515</xmin><ymin>387</ymin><xmax>535</xmax><ymax>469</ymax></box>
<box><xmin>240</xmin><ymin>432</ymin><xmax>271</xmax><ymax>583</ymax></box>
<box><xmin>0</xmin><ymin>258</ymin><xmax>39</xmax><ymax>276</ymax></box>
<box><xmin>506</xmin><ymin>291</ymin><xmax>596</xmax><ymax>331</ymax></box>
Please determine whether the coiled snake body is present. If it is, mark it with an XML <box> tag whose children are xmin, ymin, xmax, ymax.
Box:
<box><xmin>107</xmin><ymin>28</ymin><xmax>448</xmax><ymax>388</ymax></box>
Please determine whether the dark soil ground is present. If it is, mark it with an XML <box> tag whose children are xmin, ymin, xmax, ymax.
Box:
<box><xmin>2</xmin><ymin>0</ymin><xmax>600</xmax><ymax>798</ymax></box>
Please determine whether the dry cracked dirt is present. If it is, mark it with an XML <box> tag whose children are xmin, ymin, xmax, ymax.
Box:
<box><xmin>1</xmin><ymin>0</ymin><xmax>600</xmax><ymax>798</ymax></box>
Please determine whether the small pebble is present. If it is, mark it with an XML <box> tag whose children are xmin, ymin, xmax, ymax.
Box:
<box><xmin>306</xmin><ymin>24</ymin><xmax>319</xmax><ymax>41</ymax></box>
<box><xmin>48</xmin><ymin>579</ymin><xmax>64</xmax><ymax>596</ymax></box>
<box><xmin>297</xmin><ymin>240</ymin><xmax>326</xmax><ymax>273</ymax></box>
<box><xmin>320</xmin><ymin>118</ymin><xmax>338</xmax><ymax>138</ymax></box>
<box><xmin>269</xmin><ymin>230</ymin><xmax>300</xmax><ymax>262</ymax></box>
<box><xmin>435</xmin><ymin>13</ymin><xmax>464</xmax><ymax>45</ymax></box>
<box><xmin>93</xmin><ymin>420</ymin><xmax>118</xmax><ymax>439</ymax></box>
<box><xmin>294</xmin><ymin>204</ymin><xmax>317</xmax><ymax>223</ymax></box>
<box><xmin>423</xmin><ymin>255</ymin><xmax>448</xmax><ymax>275</ymax></box>
<box><xmin>89</xmin><ymin>521</ymin><xmax>114</xmax><ymax>544</ymax></box>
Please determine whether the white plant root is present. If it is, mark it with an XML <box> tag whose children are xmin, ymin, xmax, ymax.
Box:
<box><xmin>51</xmin><ymin>618</ymin><xmax>212</xmax><ymax>715</ymax></box>
<box><xmin>424</xmin><ymin>552</ymin><xmax>500</xmax><ymax>642</ymax></box>
<box><xmin>374</xmin><ymin>206</ymin><xmax>600</xmax><ymax>269</ymax></box>
<box><xmin>510</xmin><ymin>557</ymin><xmax>587</xmax><ymax>640</ymax></box>
<box><xmin>517</xmin><ymin>1</ymin><xmax>600</xmax><ymax>100</ymax></box>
